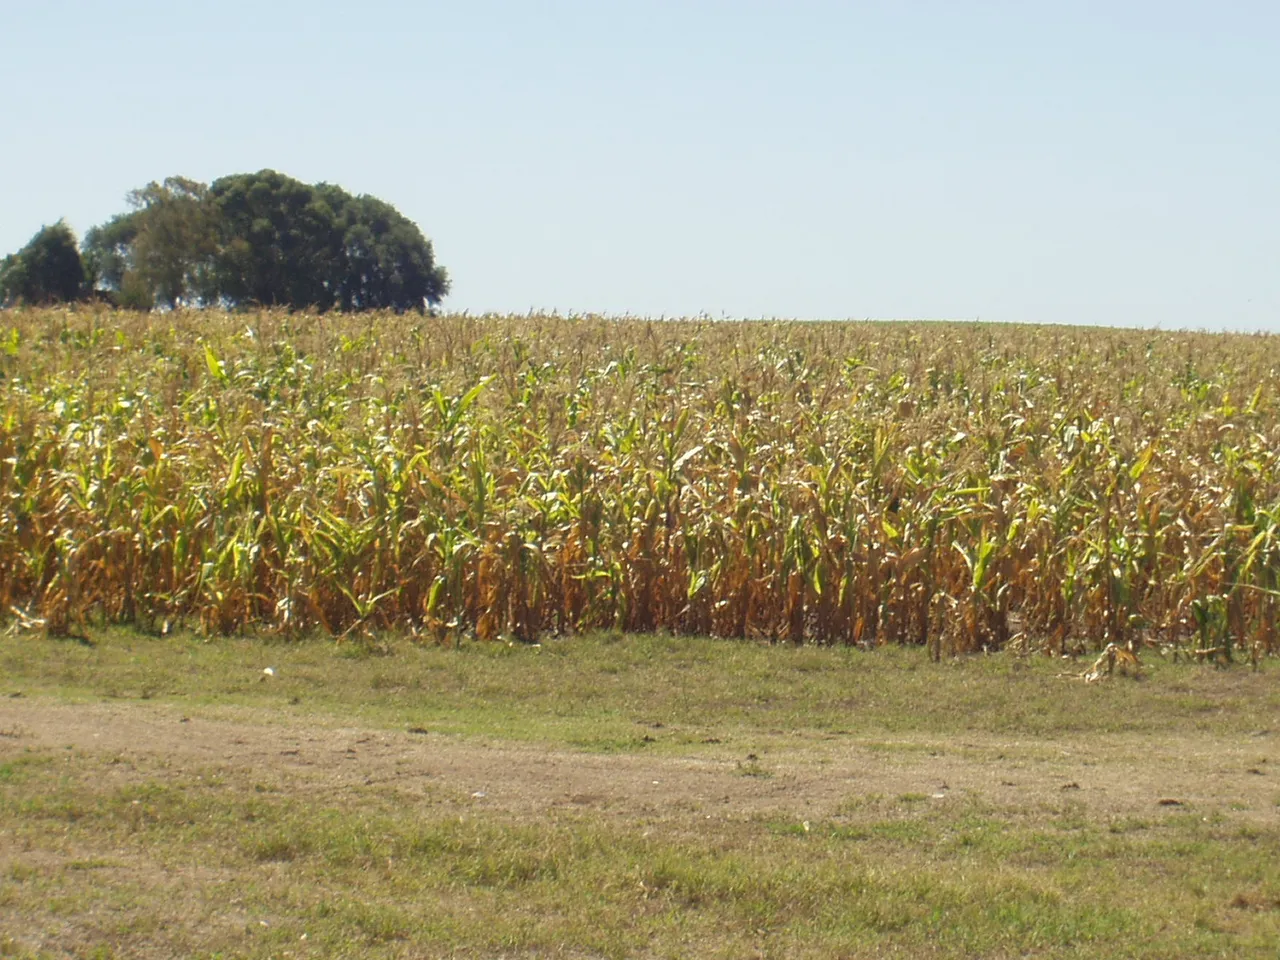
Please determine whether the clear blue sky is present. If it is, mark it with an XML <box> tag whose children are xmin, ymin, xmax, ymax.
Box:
<box><xmin>2</xmin><ymin>1</ymin><xmax>1277</xmax><ymax>328</ymax></box>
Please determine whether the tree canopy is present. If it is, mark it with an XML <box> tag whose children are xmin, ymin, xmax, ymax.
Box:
<box><xmin>84</xmin><ymin>177</ymin><xmax>218</xmax><ymax>310</ymax></box>
<box><xmin>207</xmin><ymin>171</ymin><xmax>449</xmax><ymax>312</ymax></box>
<box><xmin>0</xmin><ymin>221</ymin><xmax>87</xmax><ymax>306</ymax></box>
<box><xmin>6</xmin><ymin>171</ymin><xmax>448</xmax><ymax>312</ymax></box>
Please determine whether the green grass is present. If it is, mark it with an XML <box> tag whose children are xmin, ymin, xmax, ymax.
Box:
<box><xmin>2</xmin><ymin>745</ymin><xmax>1277</xmax><ymax>959</ymax></box>
<box><xmin>2</xmin><ymin>628</ymin><xmax>1277</xmax><ymax>750</ymax></box>
<box><xmin>1</xmin><ymin>628</ymin><xmax>1278</xmax><ymax>958</ymax></box>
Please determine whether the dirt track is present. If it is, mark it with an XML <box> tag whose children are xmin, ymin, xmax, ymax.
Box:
<box><xmin>2</xmin><ymin>698</ymin><xmax>1274</xmax><ymax>824</ymax></box>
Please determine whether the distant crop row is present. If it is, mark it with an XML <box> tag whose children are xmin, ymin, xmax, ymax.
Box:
<box><xmin>2</xmin><ymin>308</ymin><xmax>1279</xmax><ymax>660</ymax></box>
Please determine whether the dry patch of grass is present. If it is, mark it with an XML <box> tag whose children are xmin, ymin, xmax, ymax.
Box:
<box><xmin>1</xmin><ymin>631</ymin><xmax>1278</xmax><ymax>958</ymax></box>
<box><xmin>2</xmin><ymin>743</ymin><xmax>1278</xmax><ymax>959</ymax></box>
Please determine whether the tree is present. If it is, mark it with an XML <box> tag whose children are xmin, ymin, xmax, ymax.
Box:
<box><xmin>83</xmin><ymin>177</ymin><xmax>219</xmax><ymax>309</ymax></box>
<box><xmin>210</xmin><ymin>170</ymin><xmax>449</xmax><ymax>312</ymax></box>
<box><xmin>209</xmin><ymin>170</ymin><xmax>345</xmax><ymax>310</ymax></box>
<box><xmin>82</xmin><ymin>169</ymin><xmax>450</xmax><ymax>313</ymax></box>
<box><xmin>0</xmin><ymin>221</ymin><xmax>87</xmax><ymax>306</ymax></box>
<box><xmin>82</xmin><ymin>214</ymin><xmax>137</xmax><ymax>296</ymax></box>
<box><xmin>127</xmin><ymin>177</ymin><xmax>220</xmax><ymax>307</ymax></box>
<box><xmin>329</xmin><ymin>190</ymin><xmax>451</xmax><ymax>311</ymax></box>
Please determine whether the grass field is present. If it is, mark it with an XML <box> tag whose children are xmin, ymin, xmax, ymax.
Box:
<box><xmin>1</xmin><ymin>629</ymin><xmax>1278</xmax><ymax>958</ymax></box>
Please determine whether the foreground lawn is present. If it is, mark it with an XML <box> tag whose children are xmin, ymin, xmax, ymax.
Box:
<box><xmin>1</xmin><ymin>630</ymin><xmax>1278</xmax><ymax>958</ymax></box>
<box><xmin>3</xmin><ymin>628</ymin><xmax>1278</xmax><ymax>745</ymax></box>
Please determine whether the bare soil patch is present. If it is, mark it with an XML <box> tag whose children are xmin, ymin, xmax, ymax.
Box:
<box><xmin>2</xmin><ymin>698</ymin><xmax>1273</xmax><ymax>825</ymax></box>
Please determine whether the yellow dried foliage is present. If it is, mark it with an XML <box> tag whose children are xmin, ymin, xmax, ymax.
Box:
<box><xmin>1</xmin><ymin>307</ymin><xmax>1278</xmax><ymax>659</ymax></box>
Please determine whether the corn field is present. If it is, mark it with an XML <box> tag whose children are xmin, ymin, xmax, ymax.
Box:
<box><xmin>3</xmin><ymin>308</ymin><xmax>1280</xmax><ymax>661</ymax></box>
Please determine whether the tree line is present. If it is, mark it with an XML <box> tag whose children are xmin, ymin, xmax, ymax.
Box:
<box><xmin>0</xmin><ymin>170</ymin><xmax>449</xmax><ymax>312</ymax></box>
